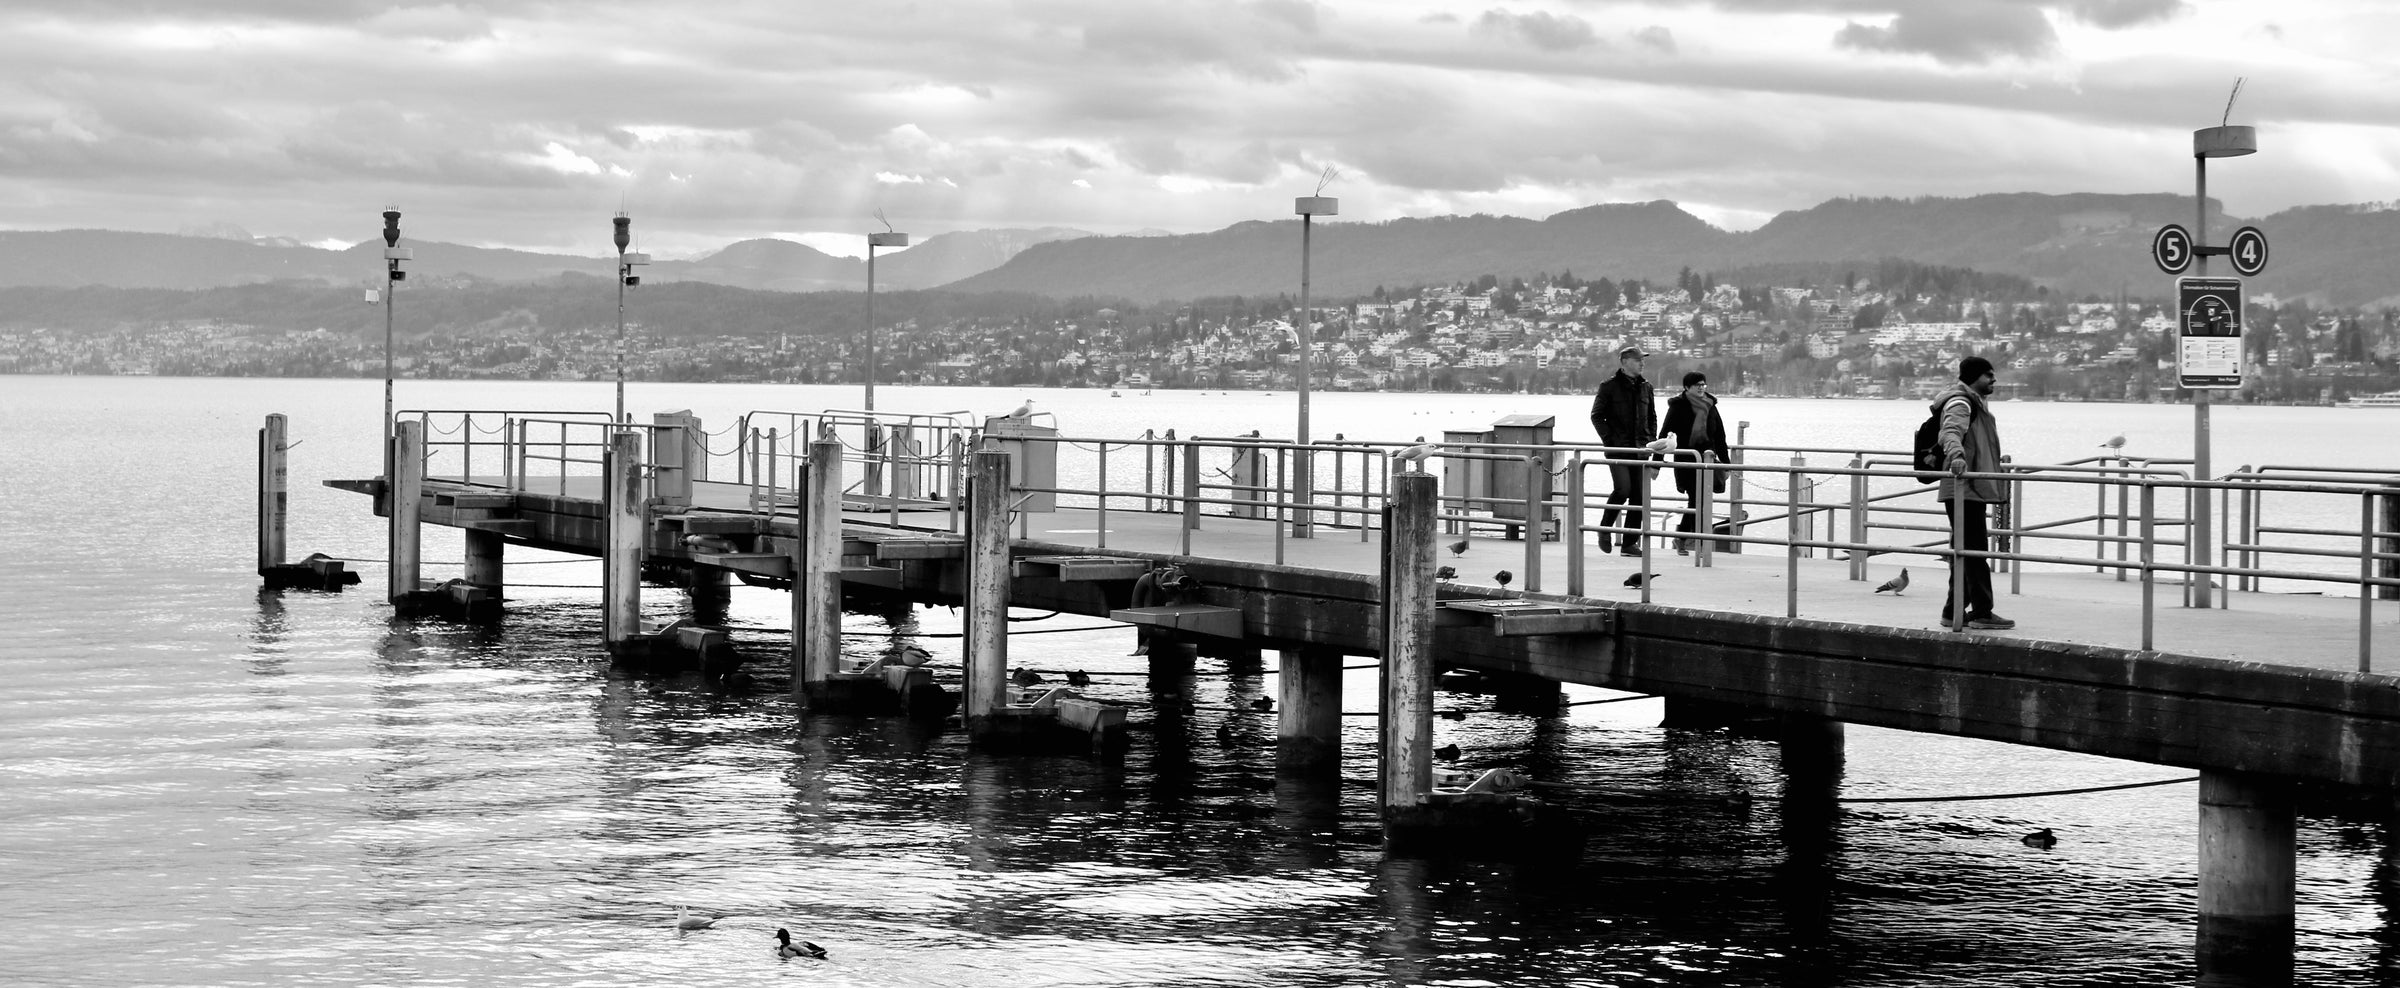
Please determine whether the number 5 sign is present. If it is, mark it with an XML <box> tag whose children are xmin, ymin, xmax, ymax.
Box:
<box><xmin>2228</xmin><ymin>226</ymin><xmax>2269</xmax><ymax>276</ymax></box>
<box><xmin>2152</xmin><ymin>224</ymin><xmax>2193</xmax><ymax>275</ymax></box>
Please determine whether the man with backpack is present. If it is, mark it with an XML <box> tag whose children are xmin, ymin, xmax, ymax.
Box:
<box><xmin>1932</xmin><ymin>355</ymin><xmax>2012</xmax><ymax>630</ymax></box>
<box><xmin>1589</xmin><ymin>343</ymin><xmax>1658</xmax><ymax>556</ymax></box>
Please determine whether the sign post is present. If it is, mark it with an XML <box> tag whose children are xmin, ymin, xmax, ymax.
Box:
<box><xmin>2160</xmin><ymin>122</ymin><xmax>2261</xmax><ymax>610</ymax></box>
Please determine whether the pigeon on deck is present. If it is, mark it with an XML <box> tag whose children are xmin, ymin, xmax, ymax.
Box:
<box><xmin>1623</xmin><ymin>572</ymin><xmax>1654</xmax><ymax>588</ymax></box>
<box><xmin>1874</xmin><ymin>569</ymin><xmax>1911</xmax><ymax>595</ymax></box>
<box><xmin>1494</xmin><ymin>570</ymin><xmax>1513</xmax><ymax>589</ymax></box>
<box><xmin>1447</xmin><ymin>539</ymin><xmax>1470</xmax><ymax>556</ymax></box>
<box><xmin>1434</xmin><ymin>565</ymin><xmax>1457</xmax><ymax>581</ymax></box>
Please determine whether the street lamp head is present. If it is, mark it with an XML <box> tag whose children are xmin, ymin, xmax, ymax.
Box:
<box><xmin>2193</xmin><ymin>125</ymin><xmax>2257</xmax><ymax>158</ymax></box>
<box><xmin>612</xmin><ymin>213</ymin><xmax>631</xmax><ymax>253</ymax></box>
<box><xmin>868</xmin><ymin>231</ymin><xmax>909</xmax><ymax>249</ymax></box>
<box><xmin>1295</xmin><ymin>196</ymin><xmax>1339</xmax><ymax>216</ymax></box>
<box><xmin>381</xmin><ymin>209</ymin><xmax>402</xmax><ymax>248</ymax></box>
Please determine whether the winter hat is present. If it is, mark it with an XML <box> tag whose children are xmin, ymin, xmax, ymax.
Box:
<box><xmin>1958</xmin><ymin>355</ymin><xmax>1994</xmax><ymax>383</ymax></box>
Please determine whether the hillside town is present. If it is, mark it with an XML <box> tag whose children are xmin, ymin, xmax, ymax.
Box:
<box><xmin>5</xmin><ymin>270</ymin><xmax>2396</xmax><ymax>404</ymax></box>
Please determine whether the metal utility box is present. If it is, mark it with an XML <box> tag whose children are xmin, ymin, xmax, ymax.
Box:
<box><xmin>1486</xmin><ymin>414</ymin><xmax>1556</xmax><ymax>538</ymax></box>
<box><xmin>981</xmin><ymin>416</ymin><xmax>1058</xmax><ymax>512</ymax></box>
<box><xmin>1441</xmin><ymin>428</ymin><xmax>1490</xmax><ymax>531</ymax></box>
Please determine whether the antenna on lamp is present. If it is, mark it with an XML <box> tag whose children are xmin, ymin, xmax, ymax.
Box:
<box><xmin>2221</xmin><ymin>77</ymin><xmax>2244</xmax><ymax>128</ymax></box>
<box><xmin>1314</xmin><ymin>165</ymin><xmax>1340</xmax><ymax>197</ymax></box>
<box><xmin>875</xmin><ymin>208</ymin><xmax>896</xmax><ymax>234</ymax></box>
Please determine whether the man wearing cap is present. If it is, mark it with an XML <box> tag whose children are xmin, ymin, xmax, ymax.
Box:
<box><xmin>1589</xmin><ymin>343</ymin><xmax>1658</xmax><ymax>556</ymax></box>
<box><xmin>1936</xmin><ymin>355</ymin><xmax>2013</xmax><ymax>630</ymax></box>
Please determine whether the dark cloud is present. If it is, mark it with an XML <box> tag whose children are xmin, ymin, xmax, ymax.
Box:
<box><xmin>1472</xmin><ymin>10</ymin><xmax>1601</xmax><ymax>51</ymax></box>
<box><xmin>1834</xmin><ymin>1</ymin><xmax>2057</xmax><ymax>63</ymax></box>
<box><xmin>2059</xmin><ymin>0</ymin><xmax>2189</xmax><ymax>29</ymax></box>
<box><xmin>1632</xmin><ymin>25</ymin><xmax>1677</xmax><ymax>54</ymax></box>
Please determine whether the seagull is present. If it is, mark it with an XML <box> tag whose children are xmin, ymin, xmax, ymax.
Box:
<box><xmin>897</xmin><ymin>644</ymin><xmax>933</xmax><ymax>667</ymax></box>
<box><xmin>1249</xmin><ymin>697</ymin><xmax>1274</xmax><ymax>712</ymax></box>
<box><xmin>2020</xmin><ymin>827</ymin><xmax>2057</xmax><ymax>849</ymax></box>
<box><xmin>1433</xmin><ymin>743</ymin><xmax>1460</xmax><ymax>762</ymax></box>
<box><xmin>675</xmin><ymin>906</ymin><xmax>718</xmax><ymax>930</ymax></box>
<box><xmin>1392</xmin><ymin>443</ymin><xmax>1438</xmax><ymax>470</ymax></box>
<box><xmin>774</xmin><ymin>928</ymin><xmax>828</xmax><ymax>959</ymax></box>
<box><xmin>1434</xmin><ymin>565</ymin><xmax>1456</xmax><ymax>581</ymax></box>
<box><xmin>1007</xmin><ymin>399</ymin><xmax>1035</xmax><ymax>419</ymax></box>
<box><xmin>1874</xmin><ymin>568</ymin><xmax>1910</xmax><ymax>595</ymax></box>
<box><xmin>1447</xmin><ymin>539</ymin><xmax>1470</xmax><ymax>557</ymax></box>
<box><xmin>1494</xmin><ymin>570</ymin><xmax>1513</xmax><ymax>589</ymax></box>
<box><xmin>1623</xmin><ymin>572</ymin><xmax>1653</xmax><ymax>588</ymax></box>
<box><xmin>1010</xmin><ymin>667</ymin><xmax>1043</xmax><ymax>688</ymax></box>
<box><xmin>1064</xmin><ymin>669</ymin><xmax>1092</xmax><ymax>687</ymax></box>
<box><xmin>2099</xmin><ymin>435</ymin><xmax>2126</xmax><ymax>450</ymax></box>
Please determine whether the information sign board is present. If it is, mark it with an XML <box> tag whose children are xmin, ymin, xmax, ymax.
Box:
<box><xmin>2176</xmin><ymin>276</ymin><xmax>2244</xmax><ymax>389</ymax></box>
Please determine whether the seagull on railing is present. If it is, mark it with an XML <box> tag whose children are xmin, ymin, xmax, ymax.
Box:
<box><xmin>2099</xmin><ymin>435</ymin><xmax>2126</xmax><ymax>450</ymax></box>
<box><xmin>1007</xmin><ymin>400</ymin><xmax>1036</xmax><ymax>419</ymax></box>
<box><xmin>1392</xmin><ymin>443</ymin><xmax>1438</xmax><ymax>470</ymax></box>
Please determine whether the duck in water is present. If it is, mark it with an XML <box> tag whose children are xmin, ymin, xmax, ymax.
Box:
<box><xmin>2020</xmin><ymin>827</ymin><xmax>2057</xmax><ymax>849</ymax></box>
<box><xmin>774</xmin><ymin>928</ymin><xmax>828</xmax><ymax>959</ymax></box>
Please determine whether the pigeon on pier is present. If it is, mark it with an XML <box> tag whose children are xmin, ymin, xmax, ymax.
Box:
<box><xmin>1623</xmin><ymin>572</ymin><xmax>1654</xmax><ymax>588</ymax></box>
<box><xmin>1494</xmin><ymin>570</ymin><xmax>1513</xmax><ymax>589</ymax></box>
<box><xmin>2020</xmin><ymin>827</ymin><xmax>2058</xmax><ymax>849</ymax></box>
<box><xmin>1064</xmin><ymin>669</ymin><xmax>1092</xmax><ymax>687</ymax></box>
<box><xmin>1434</xmin><ymin>565</ymin><xmax>1456</xmax><ymax>581</ymax></box>
<box><xmin>774</xmin><ymin>929</ymin><xmax>828</xmax><ymax>959</ymax></box>
<box><xmin>1447</xmin><ymin>539</ymin><xmax>1470</xmax><ymax>556</ymax></box>
<box><xmin>1873</xmin><ymin>569</ymin><xmax>1910</xmax><ymax>595</ymax></box>
<box><xmin>1010</xmin><ymin>667</ymin><xmax>1043</xmax><ymax>688</ymax></box>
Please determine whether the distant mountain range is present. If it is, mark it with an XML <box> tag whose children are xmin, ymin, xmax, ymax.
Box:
<box><xmin>5</xmin><ymin>193</ymin><xmax>2397</xmax><ymax>306</ymax></box>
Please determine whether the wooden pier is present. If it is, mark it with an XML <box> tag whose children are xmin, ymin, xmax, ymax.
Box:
<box><xmin>281</xmin><ymin>406</ymin><xmax>2400</xmax><ymax>986</ymax></box>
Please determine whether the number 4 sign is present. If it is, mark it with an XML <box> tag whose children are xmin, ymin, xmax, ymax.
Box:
<box><xmin>2228</xmin><ymin>226</ymin><xmax>2269</xmax><ymax>277</ymax></box>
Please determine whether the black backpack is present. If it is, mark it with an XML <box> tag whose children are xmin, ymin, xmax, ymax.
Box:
<box><xmin>1912</xmin><ymin>396</ymin><xmax>1971</xmax><ymax>483</ymax></box>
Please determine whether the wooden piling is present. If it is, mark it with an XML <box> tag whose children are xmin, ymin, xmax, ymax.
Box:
<box><xmin>1276</xmin><ymin>647</ymin><xmax>1343</xmax><ymax>773</ymax></box>
<box><xmin>965</xmin><ymin>448</ymin><xmax>1013</xmax><ymax>727</ymax></box>
<box><xmin>257</xmin><ymin>414</ymin><xmax>288</xmax><ymax>573</ymax></box>
<box><xmin>796</xmin><ymin>438</ymin><xmax>844</xmax><ymax>702</ymax></box>
<box><xmin>1381</xmin><ymin>472</ymin><xmax>1438</xmax><ymax>810</ymax></box>
<box><xmin>2197</xmin><ymin>771</ymin><xmax>2296</xmax><ymax>987</ymax></box>
<box><xmin>388</xmin><ymin>419</ymin><xmax>425</xmax><ymax>603</ymax></box>
<box><xmin>602</xmin><ymin>430</ymin><xmax>643</xmax><ymax>646</ymax></box>
<box><xmin>463</xmin><ymin>528</ymin><xmax>504</xmax><ymax>596</ymax></box>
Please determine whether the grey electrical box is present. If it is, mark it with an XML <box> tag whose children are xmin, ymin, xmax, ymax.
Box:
<box><xmin>981</xmin><ymin>416</ymin><xmax>1058</xmax><ymax>512</ymax></box>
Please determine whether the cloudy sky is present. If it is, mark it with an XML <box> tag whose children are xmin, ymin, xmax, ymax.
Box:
<box><xmin>3</xmin><ymin>0</ymin><xmax>2393</xmax><ymax>258</ymax></box>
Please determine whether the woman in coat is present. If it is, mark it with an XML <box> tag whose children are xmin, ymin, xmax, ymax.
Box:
<box><xmin>1659</xmin><ymin>371</ymin><xmax>1732</xmax><ymax>554</ymax></box>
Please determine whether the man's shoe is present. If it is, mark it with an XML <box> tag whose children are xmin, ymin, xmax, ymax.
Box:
<box><xmin>1620</xmin><ymin>545</ymin><xmax>1644</xmax><ymax>558</ymax></box>
<box><xmin>1967</xmin><ymin>614</ymin><xmax>2015</xmax><ymax>630</ymax></box>
<box><xmin>1594</xmin><ymin>536</ymin><xmax>1614</xmax><ymax>553</ymax></box>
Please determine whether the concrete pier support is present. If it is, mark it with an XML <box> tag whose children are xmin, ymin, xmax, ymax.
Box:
<box><xmin>1777</xmin><ymin>713</ymin><xmax>1846</xmax><ymax>778</ymax></box>
<box><xmin>463</xmin><ymin>528</ymin><xmax>504</xmax><ymax>596</ymax></box>
<box><xmin>258</xmin><ymin>413</ymin><xmax>288</xmax><ymax>572</ymax></box>
<box><xmin>1276</xmin><ymin>647</ymin><xmax>1344</xmax><ymax>774</ymax></box>
<box><xmin>602</xmin><ymin>430</ymin><xmax>644</xmax><ymax>647</ymax></box>
<box><xmin>1381</xmin><ymin>472</ymin><xmax>1439</xmax><ymax>811</ymax></box>
<box><xmin>795</xmin><ymin>438</ymin><xmax>844</xmax><ymax>703</ymax></box>
<box><xmin>388</xmin><ymin>419</ymin><xmax>425</xmax><ymax>603</ymax></box>
<box><xmin>964</xmin><ymin>448</ymin><xmax>1013</xmax><ymax>734</ymax></box>
<box><xmin>2197</xmin><ymin>771</ymin><xmax>2296</xmax><ymax>987</ymax></box>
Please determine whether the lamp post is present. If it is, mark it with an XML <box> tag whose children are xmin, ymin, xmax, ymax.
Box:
<box><xmin>611</xmin><ymin>213</ymin><xmax>649</xmax><ymax>427</ymax></box>
<box><xmin>864</xmin><ymin>229</ymin><xmax>909</xmax><ymax>411</ymax></box>
<box><xmin>1293</xmin><ymin>194</ymin><xmax>1337</xmax><ymax>537</ymax></box>
<box><xmin>379</xmin><ymin>209</ymin><xmax>410</xmax><ymax>475</ymax></box>
<box><xmin>2187</xmin><ymin>124</ymin><xmax>2255</xmax><ymax>610</ymax></box>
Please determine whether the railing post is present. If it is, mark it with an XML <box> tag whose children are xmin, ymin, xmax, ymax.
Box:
<box><xmin>1948</xmin><ymin>481</ymin><xmax>1967</xmax><ymax>633</ymax></box>
<box><xmin>1097</xmin><ymin>440</ymin><xmax>1110</xmax><ymax>550</ymax></box>
<box><xmin>1142</xmin><ymin>429</ymin><xmax>1156</xmax><ymax>513</ymax></box>
<box><xmin>1565</xmin><ymin>457</ymin><xmax>1585</xmax><ymax>596</ymax></box>
<box><xmin>1635</xmin><ymin>456</ymin><xmax>1652</xmax><ymax>602</ymax></box>
<box><xmin>1523</xmin><ymin>455</ymin><xmax>1543</xmax><ymax>593</ymax></box>
<box><xmin>2381</xmin><ymin>487</ymin><xmax>2400</xmax><ymax>602</ymax></box>
<box><xmin>1696</xmin><ymin>452</ymin><xmax>1717</xmax><ymax>568</ymax></box>
<box><xmin>2140</xmin><ymin>483</ymin><xmax>2156</xmax><ymax>650</ymax></box>
<box><xmin>1181</xmin><ymin>440</ymin><xmax>1202</xmax><ymax>553</ymax></box>
<box><xmin>2116</xmin><ymin>457</ymin><xmax>2132</xmax><ymax>582</ymax></box>
<box><xmin>1726</xmin><ymin>435</ymin><xmax>1748</xmax><ymax>554</ymax></box>
<box><xmin>2362</xmin><ymin>494</ymin><xmax>2377</xmax><ymax>673</ymax></box>
<box><xmin>1786</xmin><ymin>459</ymin><xmax>1801</xmax><ymax>619</ymax></box>
<box><xmin>1273</xmin><ymin>450</ymin><xmax>1287</xmax><ymax>566</ymax></box>
<box><xmin>1847</xmin><ymin>453</ymin><xmax>1867</xmax><ymax>581</ymax></box>
<box><xmin>512</xmin><ymin>419</ymin><xmax>527</xmax><ymax>493</ymax></box>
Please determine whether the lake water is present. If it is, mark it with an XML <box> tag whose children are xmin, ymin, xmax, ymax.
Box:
<box><xmin>4</xmin><ymin>375</ymin><xmax>2398</xmax><ymax>987</ymax></box>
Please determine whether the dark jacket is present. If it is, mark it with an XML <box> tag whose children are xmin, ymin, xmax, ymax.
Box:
<box><xmin>1589</xmin><ymin>371</ymin><xmax>1656</xmax><ymax>449</ymax></box>
<box><xmin>1660</xmin><ymin>392</ymin><xmax>1731</xmax><ymax>494</ymax></box>
<box><xmin>1933</xmin><ymin>382</ymin><xmax>2007</xmax><ymax>504</ymax></box>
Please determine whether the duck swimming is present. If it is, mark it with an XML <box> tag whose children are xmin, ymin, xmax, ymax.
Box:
<box><xmin>774</xmin><ymin>928</ymin><xmax>828</xmax><ymax>959</ymax></box>
<box><xmin>2020</xmin><ymin>827</ymin><xmax>2057</xmax><ymax>849</ymax></box>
